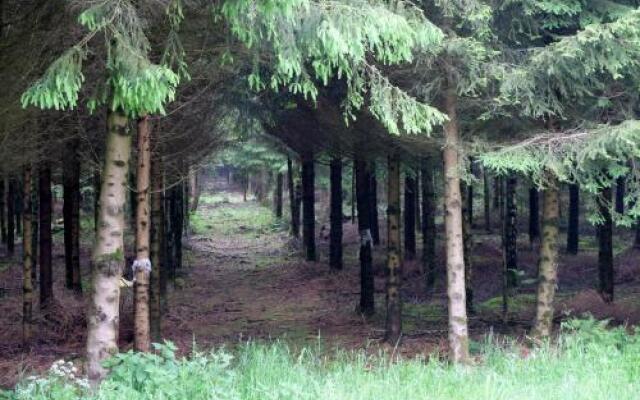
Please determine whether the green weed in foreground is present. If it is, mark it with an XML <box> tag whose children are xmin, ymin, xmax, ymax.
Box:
<box><xmin>5</xmin><ymin>318</ymin><xmax>640</xmax><ymax>400</ymax></box>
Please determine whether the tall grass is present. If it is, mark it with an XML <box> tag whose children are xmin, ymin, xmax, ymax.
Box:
<box><xmin>6</xmin><ymin>318</ymin><xmax>640</xmax><ymax>400</ymax></box>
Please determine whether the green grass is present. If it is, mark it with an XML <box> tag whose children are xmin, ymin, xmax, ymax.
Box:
<box><xmin>6</xmin><ymin>318</ymin><xmax>640</xmax><ymax>400</ymax></box>
<box><xmin>191</xmin><ymin>202</ymin><xmax>284</xmax><ymax>236</ymax></box>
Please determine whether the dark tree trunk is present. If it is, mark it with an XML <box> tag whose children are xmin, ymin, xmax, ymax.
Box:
<box><xmin>505</xmin><ymin>175</ymin><xmax>518</xmax><ymax>284</ymax></box>
<box><xmin>615</xmin><ymin>177</ymin><xmax>625</xmax><ymax>214</ymax></box>
<box><xmin>7</xmin><ymin>178</ymin><xmax>15</xmax><ymax>256</ymax></box>
<box><xmin>286</xmin><ymin>158</ymin><xmax>300</xmax><ymax>237</ymax></box>
<box><xmin>483</xmin><ymin>167</ymin><xmax>491</xmax><ymax>233</ymax></box>
<box><xmin>150</xmin><ymin>157</ymin><xmax>164</xmax><ymax>341</ymax></box>
<box><xmin>597</xmin><ymin>186</ymin><xmax>614</xmax><ymax>303</ymax></box>
<box><xmin>15</xmin><ymin>182</ymin><xmax>22</xmax><ymax>237</ymax></box>
<box><xmin>466</xmin><ymin>179</ymin><xmax>473</xmax><ymax>229</ymax></box>
<box><xmin>415</xmin><ymin>170</ymin><xmax>421</xmax><ymax>232</ymax></box>
<box><xmin>31</xmin><ymin>173</ymin><xmax>38</xmax><ymax>283</ymax></box>
<box><xmin>22</xmin><ymin>166</ymin><xmax>34</xmax><ymax>345</ymax></box>
<box><xmin>385</xmin><ymin>155</ymin><xmax>402</xmax><ymax>343</ymax></box>
<box><xmin>39</xmin><ymin>164</ymin><xmax>53</xmax><ymax>308</ymax></box>
<box><xmin>369</xmin><ymin>164</ymin><xmax>380</xmax><ymax>246</ymax></box>
<box><xmin>351</xmin><ymin>162</ymin><xmax>356</xmax><ymax>224</ymax></box>
<box><xmin>421</xmin><ymin>158</ymin><xmax>436</xmax><ymax>290</ymax></box>
<box><xmin>635</xmin><ymin>222</ymin><xmax>640</xmax><ymax>250</ymax></box>
<box><xmin>129</xmin><ymin>168</ymin><xmax>137</xmax><ymax>233</ymax></box>
<box><xmin>0</xmin><ymin>179</ymin><xmax>6</xmax><ymax>244</ymax></box>
<box><xmin>404</xmin><ymin>173</ymin><xmax>416</xmax><ymax>259</ymax></box>
<box><xmin>493</xmin><ymin>177</ymin><xmax>501</xmax><ymax>211</ymax></box>
<box><xmin>173</xmin><ymin>184</ymin><xmax>184</xmax><ymax>272</ymax></box>
<box><xmin>165</xmin><ymin>187</ymin><xmax>175</xmax><ymax>283</ymax></box>
<box><xmin>275</xmin><ymin>172</ymin><xmax>284</xmax><ymax>218</ymax></box>
<box><xmin>461</xmin><ymin>180</ymin><xmax>474</xmax><ymax>314</ymax></box>
<box><xmin>567</xmin><ymin>184</ymin><xmax>580</xmax><ymax>254</ymax></box>
<box><xmin>529</xmin><ymin>187</ymin><xmax>540</xmax><ymax>246</ymax></box>
<box><xmin>301</xmin><ymin>153</ymin><xmax>316</xmax><ymax>261</ymax></box>
<box><xmin>329</xmin><ymin>158</ymin><xmax>343</xmax><ymax>270</ymax></box>
<box><xmin>63</xmin><ymin>141</ymin><xmax>82</xmax><ymax>293</ymax></box>
<box><xmin>355</xmin><ymin>158</ymin><xmax>374</xmax><ymax>315</ymax></box>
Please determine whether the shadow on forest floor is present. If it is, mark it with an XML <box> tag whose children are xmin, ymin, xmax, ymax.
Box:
<box><xmin>2</xmin><ymin>177</ymin><xmax>640</xmax><ymax>388</ymax></box>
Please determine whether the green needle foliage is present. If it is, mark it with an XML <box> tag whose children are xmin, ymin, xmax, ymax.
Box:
<box><xmin>219</xmin><ymin>0</ymin><xmax>447</xmax><ymax>134</ymax></box>
<box><xmin>21</xmin><ymin>0</ymin><xmax>182</xmax><ymax>117</ymax></box>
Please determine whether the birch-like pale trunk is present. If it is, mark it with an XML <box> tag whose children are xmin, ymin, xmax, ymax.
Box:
<box><xmin>532</xmin><ymin>180</ymin><xmax>560</xmax><ymax>338</ymax></box>
<box><xmin>443</xmin><ymin>83</ymin><xmax>469</xmax><ymax>364</ymax></box>
<box><xmin>86</xmin><ymin>110</ymin><xmax>132</xmax><ymax>383</ymax></box>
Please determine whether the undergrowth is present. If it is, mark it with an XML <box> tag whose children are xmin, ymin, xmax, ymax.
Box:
<box><xmin>4</xmin><ymin>317</ymin><xmax>640</xmax><ymax>399</ymax></box>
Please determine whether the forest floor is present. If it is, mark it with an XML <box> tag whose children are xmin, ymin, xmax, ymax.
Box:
<box><xmin>2</xmin><ymin>177</ymin><xmax>640</xmax><ymax>388</ymax></box>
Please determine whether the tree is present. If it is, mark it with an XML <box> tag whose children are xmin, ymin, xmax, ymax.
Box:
<box><xmin>329</xmin><ymin>157</ymin><xmax>343</xmax><ymax>270</ymax></box>
<box><xmin>385</xmin><ymin>154</ymin><xmax>402</xmax><ymax>343</ymax></box>
<box><xmin>404</xmin><ymin>172</ymin><xmax>417</xmax><ymax>260</ymax></box>
<box><xmin>301</xmin><ymin>153</ymin><xmax>316</xmax><ymax>262</ymax></box>
<box><xmin>355</xmin><ymin>158</ymin><xmax>374</xmax><ymax>316</ymax></box>
<box><xmin>63</xmin><ymin>139</ymin><xmax>81</xmax><ymax>293</ymax></box>
<box><xmin>567</xmin><ymin>184</ymin><xmax>580</xmax><ymax>254</ymax></box>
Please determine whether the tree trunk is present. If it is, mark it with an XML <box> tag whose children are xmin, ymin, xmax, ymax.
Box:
<box><xmin>421</xmin><ymin>157</ymin><xmax>436</xmax><ymax>291</ymax></box>
<box><xmin>15</xmin><ymin>183</ymin><xmax>22</xmax><ymax>237</ymax></box>
<box><xmin>86</xmin><ymin>110</ymin><xmax>132</xmax><ymax>383</ymax></box>
<box><xmin>483</xmin><ymin>167</ymin><xmax>491</xmax><ymax>233</ymax></box>
<box><xmin>93</xmin><ymin>170</ymin><xmax>100</xmax><ymax>232</ymax></box>
<box><xmin>63</xmin><ymin>140</ymin><xmax>82</xmax><ymax>293</ymax></box>
<box><xmin>165</xmin><ymin>187</ymin><xmax>175</xmax><ymax>283</ymax></box>
<box><xmin>0</xmin><ymin>179</ymin><xmax>6</xmax><ymax>244</ymax></box>
<box><xmin>404</xmin><ymin>173</ymin><xmax>416</xmax><ymax>260</ymax></box>
<box><xmin>615</xmin><ymin>177</ymin><xmax>625</xmax><ymax>214</ymax></box>
<box><xmin>532</xmin><ymin>181</ymin><xmax>560</xmax><ymax>338</ymax></box>
<box><xmin>351</xmin><ymin>162</ymin><xmax>356</xmax><ymax>224</ymax></box>
<box><xmin>369</xmin><ymin>164</ymin><xmax>380</xmax><ymax>246</ymax></box>
<box><xmin>505</xmin><ymin>175</ymin><xmax>518</xmax><ymax>281</ymax></box>
<box><xmin>22</xmin><ymin>166</ymin><xmax>33</xmax><ymax>346</ymax></box>
<box><xmin>7</xmin><ymin>178</ymin><xmax>15</xmax><ymax>255</ymax></box>
<box><xmin>415</xmin><ymin>170</ymin><xmax>421</xmax><ymax>232</ymax></box>
<box><xmin>466</xmin><ymin>176</ymin><xmax>474</xmax><ymax>229</ymax></box>
<box><xmin>493</xmin><ymin>177</ymin><xmax>501</xmax><ymax>211</ymax></box>
<box><xmin>188</xmin><ymin>167</ymin><xmax>201</xmax><ymax>212</ymax></box>
<box><xmin>442</xmin><ymin>85</ymin><xmax>469</xmax><ymax>363</ymax></box>
<box><xmin>355</xmin><ymin>158</ymin><xmax>374</xmax><ymax>316</ymax></box>
<box><xmin>597</xmin><ymin>186</ymin><xmax>614</xmax><ymax>303</ymax></box>
<box><xmin>150</xmin><ymin>156</ymin><xmax>164</xmax><ymax>342</ymax></box>
<box><xmin>30</xmin><ymin>174</ymin><xmax>38</xmax><ymax>283</ymax></box>
<box><xmin>287</xmin><ymin>158</ymin><xmax>300</xmax><ymax>238</ymax></box>
<box><xmin>301</xmin><ymin>153</ymin><xmax>316</xmax><ymax>261</ymax></box>
<box><xmin>38</xmin><ymin>164</ymin><xmax>52</xmax><ymax>308</ymax></box>
<box><xmin>275</xmin><ymin>172</ymin><xmax>284</xmax><ymax>219</ymax></box>
<box><xmin>133</xmin><ymin>116</ymin><xmax>152</xmax><ymax>352</ymax></box>
<box><xmin>529</xmin><ymin>187</ymin><xmax>540</xmax><ymax>246</ymax></box>
<box><xmin>173</xmin><ymin>184</ymin><xmax>184</xmax><ymax>272</ymax></box>
<box><xmin>329</xmin><ymin>158</ymin><xmax>343</xmax><ymax>270</ymax></box>
<box><xmin>461</xmin><ymin>180</ymin><xmax>473</xmax><ymax>315</ymax></box>
<box><xmin>567</xmin><ymin>184</ymin><xmax>580</xmax><ymax>254</ymax></box>
<box><xmin>385</xmin><ymin>155</ymin><xmax>402</xmax><ymax>343</ymax></box>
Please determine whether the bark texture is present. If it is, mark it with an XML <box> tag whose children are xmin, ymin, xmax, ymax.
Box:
<box><xmin>287</xmin><ymin>158</ymin><xmax>300</xmax><ymax>238</ymax></box>
<box><xmin>7</xmin><ymin>178</ymin><xmax>15</xmax><ymax>255</ymax></box>
<box><xmin>528</xmin><ymin>187</ymin><xmax>540</xmax><ymax>245</ymax></box>
<box><xmin>329</xmin><ymin>158</ymin><xmax>343</xmax><ymax>270</ymax></box>
<box><xmin>38</xmin><ymin>164</ymin><xmax>53</xmax><ymax>307</ymax></box>
<box><xmin>597</xmin><ymin>186</ymin><xmax>614</xmax><ymax>303</ymax></box>
<box><xmin>442</xmin><ymin>85</ymin><xmax>469</xmax><ymax>363</ymax></box>
<box><xmin>0</xmin><ymin>180</ymin><xmax>5</xmax><ymax>244</ymax></box>
<box><xmin>150</xmin><ymin>156</ymin><xmax>163</xmax><ymax>342</ymax></box>
<box><xmin>355</xmin><ymin>158</ymin><xmax>374</xmax><ymax>316</ymax></box>
<box><xmin>505</xmin><ymin>175</ymin><xmax>518</xmax><ymax>281</ymax></box>
<box><xmin>301</xmin><ymin>154</ymin><xmax>316</xmax><ymax>261</ymax></box>
<box><xmin>133</xmin><ymin>116</ymin><xmax>152</xmax><ymax>352</ymax></box>
<box><xmin>86</xmin><ymin>110</ymin><xmax>132</xmax><ymax>383</ymax></box>
<box><xmin>532</xmin><ymin>183</ymin><xmax>560</xmax><ymax>338</ymax></box>
<box><xmin>385</xmin><ymin>155</ymin><xmax>402</xmax><ymax>343</ymax></box>
<box><xmin>461</xmin><ymin>180</ymin><xmax>474</xmax><ymax>314</ymax></box>
<box><xmin>22</xmin><ymin>166</ymin><xmax>33</xmax><ymax>345</ymax></box>
<box><xmin>63</xmin><ymin>140</ymin><xmax>82</xmax><ymax>293</ymax></box>
<box><xmin>369</xmin><ymin>165</ymin><xmax>380</xmax><ymax>246</ymax></box>
<box><xmin>483</xmin><ymin>168</ymin><xmax>491</xmax><ymax>233</ymax></box>
<box><xmin>275</xmin><ymin>172</ymin><xmax>284</xmax><ymax>219</ymax></box>
<box><xmin>404</xmin><ymin>174</ymin><xmax>416</xmax><ymax>259</ymax></box>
